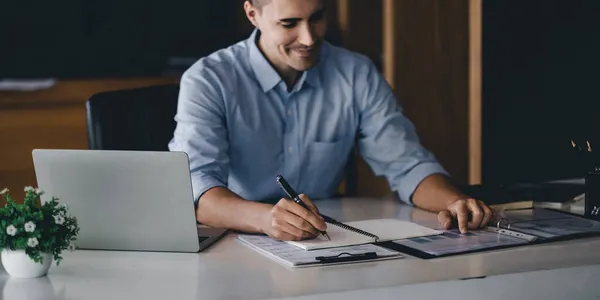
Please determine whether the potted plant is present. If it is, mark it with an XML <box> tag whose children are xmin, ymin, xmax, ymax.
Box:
<box><xmin>0</xmin><ymin>186</ymin><xmax>80</xmax><ymax>278</ymax></box>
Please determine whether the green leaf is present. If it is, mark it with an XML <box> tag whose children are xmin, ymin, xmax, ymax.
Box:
<box><xmin>0</xmin><ymin>191</ymin><xmax>79</xmax><ymax>265</ymax></box>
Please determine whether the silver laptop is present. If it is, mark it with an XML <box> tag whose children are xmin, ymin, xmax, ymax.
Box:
<box><xmin>31</xmin><ymin>149</ymin><xmax>227</xmax><ymax>253</ymax></box>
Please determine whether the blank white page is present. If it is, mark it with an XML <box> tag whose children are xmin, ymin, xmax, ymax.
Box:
<box><xmin>285</xmin><ymin>218</ymin><xmax>442</xmax><ymax>250</ymax></box>
<box><xmin>285</xmin><ymin>222</ymin><xmax>374</xmax><ymax>250</ymax></box>
<box><xmin>345</xmin><ymin>219</ymin><xmax>443</xmax><ymax>241</ymax></box>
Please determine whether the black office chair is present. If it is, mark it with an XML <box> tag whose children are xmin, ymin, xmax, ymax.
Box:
<box><xmin>86</xmin><ymin>84</ymin><xmax>180</xmax><ymax>151</ymax></box>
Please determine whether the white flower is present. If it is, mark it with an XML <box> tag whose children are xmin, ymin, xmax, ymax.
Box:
<box><xmin>34</xmin><ymin>188</ymin><xmax>44</xmax><ymax>195</ymax></box>
<box><xmin>24</xmin><ymin>221</ymin><xmax>36</xmax><ymax>233</ymax></box>
<box><xmin>0</xmin><ymin>188</ymin><xmax>8</xmax><ymax>195</ymax></box>
<box><xmin>6</xmin><ymin>225</ymin><xmax>17</xmax><ymax>236</ymax></box>
<box><xmin>27</xmin><ymin>237</ymin><xmax>39</xmax><ymax>248</ymax></box>
<box><xmin>24</xmin><ymin>186</ymin><xmax>34</xmax><ymax>192</ymax></box>
<box><xmin>60</xmin><ymin>203</ymin><xmax>68</xmax><ymax>210</ymax></box>
<box><xmin>54</xmin><ymin>215</ymin><xmax>65</xmax><ymax>225</ymax></box>
<box><xmin>67</xmin><ymin>243</ymin><xmax>76</xmax><ymax>252</ymax></box>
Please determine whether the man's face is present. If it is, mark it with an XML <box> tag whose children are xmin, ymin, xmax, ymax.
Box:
<box><xmin>249</xmin><ymin>0</ymin><xmax>327</xmax><ymax>71</ymax></box>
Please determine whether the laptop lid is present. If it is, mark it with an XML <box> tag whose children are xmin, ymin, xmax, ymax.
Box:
<box><xmin>31</xmin><ymin>149</ymin><xmax>201</xmax><ymax>253</ymax></box>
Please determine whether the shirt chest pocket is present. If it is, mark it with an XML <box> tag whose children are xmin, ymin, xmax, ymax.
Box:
<box><xmin>302</xmin><ymin>137</ymin><xmax>354</xmax><ymax>197</ymax></box>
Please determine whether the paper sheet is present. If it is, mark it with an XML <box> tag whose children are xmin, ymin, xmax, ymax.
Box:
<box><xmin>500</xmin><ymin>209</ymin><xmax>600</xmax><ymax>238</ymax></box>
<box><xmin>0</xmin><ymin>78</ymin><xmax>56</xmax><ymax>91</ymax></box>
<box><xmin>284</xmin><ymin>222</ymin><xmax>374</xmax><ymax>250</ymax></box>
<box><xmin>285</xmin><ymin>218</ymin><xmax>443</xmax><ymax>250</ymax></box>
<box><xmin>393</xmin><ymin>229</ymin><xmax>529</xmax><ymax>256</ymax></box>
<box><xmin>238</xmin><ymin>234</ymin><xmax>403</xmax><ymax>267</ymax></box>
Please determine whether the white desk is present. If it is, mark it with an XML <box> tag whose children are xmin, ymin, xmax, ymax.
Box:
<box><xmin>2</xmin><ymin>196</ymin><xmax>600</xmax><ymax>300</ymax></box>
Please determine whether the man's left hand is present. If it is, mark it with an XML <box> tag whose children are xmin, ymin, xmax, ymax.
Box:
<box><xmin>437</xmin><ymin>198</ymin><xmax>493</xmax><ymax>233</ymax></box>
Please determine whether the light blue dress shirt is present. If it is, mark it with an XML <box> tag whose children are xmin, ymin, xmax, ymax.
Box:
<box><xmin>168</xmin><ymin>29</ymin><xmax>448</xmax><ymax>205</ymax></box>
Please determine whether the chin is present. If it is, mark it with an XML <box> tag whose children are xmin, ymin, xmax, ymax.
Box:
<box><xmin>290</xmin><ymin>62</ymin><xmax>315</xmax><ymax>71</ymax></box>
<box><xmin>288</xmin><ymin>56</ymin><xmax>319</xmax><ymax>71</ymax></box>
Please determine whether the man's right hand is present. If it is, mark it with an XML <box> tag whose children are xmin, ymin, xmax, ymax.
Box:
<box><xmin>262</xmin><ymin>194</ymin><xmax>328</xmax><ymax>241</ymax></box>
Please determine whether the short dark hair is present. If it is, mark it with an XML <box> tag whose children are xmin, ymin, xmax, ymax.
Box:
<box><xmin>251</xmin><ymin>0</ymin><xmax>270</xmax><ymax>10</ymax></box>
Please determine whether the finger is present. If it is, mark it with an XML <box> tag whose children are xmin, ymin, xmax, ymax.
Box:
<box><xmin>466</xmin><ymin>198</ymin><xmax>484</xmax><ymax>229</ymax></box>
<box><xmin>272</xmin><ymin>202</ymin><xmax>319</xmax><ymax>236</ymax></box>
<box><xmin>280</xmin><ymin>198</ymin><xmax>327</xmax><ymax>232</ymax></box>
<box><xmin>298</xmin><ymin>194</ymin><xmax>322</xmax><ymax>216</ymax></box>
<box><xmin>272</xmin><ymin>217</ymin><xmax>315</xmax><ymax>240</ymax></box>
<box><xmin>454</xmin><ymin>201</ymin><xmax>469</xmax><ymax>233</ymax></box>
<box><xmin>282</xmin><ymin>209</ymin><xmax>320</xmax><ymax>235</ymax></box>
<box><xmin>270</xmin><ymin>229</ymin><xmax>302</xmax><ymax>241</ymax></box>
<box><xmin>437</xmin><ymin>210</ymin><xmax>453</xmax><ymax>229</ymax></box>
<box><xmin>479</xmin><ymin>200</ymin><xmax>493</xmax><ymax>228</ymax></box>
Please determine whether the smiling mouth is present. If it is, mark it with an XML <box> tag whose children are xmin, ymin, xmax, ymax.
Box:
<box><xmin>292</xmin><ymin>49</ymin><xmax>315</xmax><ymax>58</ymax></box>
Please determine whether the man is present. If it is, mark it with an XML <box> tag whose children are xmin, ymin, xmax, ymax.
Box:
<box><xmin>168</xmin><ymin>0</ymin><xmax>493</xmax><ymax>241</ymax></box>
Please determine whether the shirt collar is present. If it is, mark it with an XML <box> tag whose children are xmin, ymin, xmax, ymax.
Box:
<box><xmin>248</xmin><ymin>29</ymin><xmax>281</xmax><ymax>93</ymax></box>
<box><xmin>247</xmin><ymin>29</ymin><xmax>325</xmax><ymax>93</ymax></box>
<box><xmin>303</xmin><ymin>47</ymin><xmax>324</xmax><ymax>89</ymax></box>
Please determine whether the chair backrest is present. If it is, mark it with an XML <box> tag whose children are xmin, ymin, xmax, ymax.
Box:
<box><xmin>85</xmin><ymin>84</ymin><xmax>180</xmax><ymax>151</ymax></box>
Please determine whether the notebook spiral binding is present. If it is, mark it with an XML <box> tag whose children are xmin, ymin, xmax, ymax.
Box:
<box><xmin>329</xmin><ymin>221</ymin><xmax>380</xmax><ymax>241</ymax></box>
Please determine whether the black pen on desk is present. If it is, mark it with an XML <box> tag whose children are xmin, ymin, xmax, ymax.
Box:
<box><xmin>275</xmin><ymin>175</ymin><xmax>331</xmax><ymax>240</ymax></box>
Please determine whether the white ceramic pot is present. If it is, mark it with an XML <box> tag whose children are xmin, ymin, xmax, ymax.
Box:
<box><xmin>1</xmin><ymin>248</ymin><xmax>52</xmax><ymax>278</ymax></box>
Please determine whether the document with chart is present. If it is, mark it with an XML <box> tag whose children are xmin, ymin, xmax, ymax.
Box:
<box><xmin>238</xmin><ymin>234</ymin><xmax>403</xmax><ymax>268</ymax></box>
<box><xmin>493</xmin><ymin>208</ymin><xmax>600</xmax><ymax>239</ymax></box>
<box><xmin>390</xmin><ymin>208</ymin><xmax>600</xmax><ymax>258</ymax></box>
<box><xmin>392</xmin><ymin>229</ymin><xmax>530</xmax><ymax>257</ymax></box>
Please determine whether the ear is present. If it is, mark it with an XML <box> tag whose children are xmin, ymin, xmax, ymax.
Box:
<box><xmin>244</xmin><ymin>1</ymin><xmax>259</xmax><ymax>28</ymax></box>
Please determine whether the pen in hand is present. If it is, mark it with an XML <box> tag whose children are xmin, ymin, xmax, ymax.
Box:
<box><xmin>276</xmin><ymin>175</ymin><xmax>331</xmax><ymax>240</ymax></box>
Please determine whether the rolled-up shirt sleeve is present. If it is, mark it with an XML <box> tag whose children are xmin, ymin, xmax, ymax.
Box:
<box><xmin>168</xmin><ymin>66</ymin><xmax>229</xmax><ymax>205</ymax></box>
<box><xmin>356</xmin><ymin>60</ymin><xmax>449</xmax><ymax>204</ymax></box>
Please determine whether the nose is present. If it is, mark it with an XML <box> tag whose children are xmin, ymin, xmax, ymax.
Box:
<box><xmin>297</xmin><ymin>23</ymin><xmax>316</xmax><ymax>47</ymax></box>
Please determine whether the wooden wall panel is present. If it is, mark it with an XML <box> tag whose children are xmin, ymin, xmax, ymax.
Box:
<box><xmin>384</xmin><ymin>0</ymin><xmax>472</xmax><ymax>185</ymax></box>
<box><xmin>337</xmin><ymin>0</ymin><xmax>383</xmax><ymax>68</ymax></box>
<box><xmin>0</xmin><ymin>106</ymin><xmax>87</xmax><ymax>202</ymax></box>
<box><xmin>336</xmin><ymin>0</ymin><xmax>391</xmax><ymax>197</ymax></box>
<box><xmin>0</xmin><ymin>78</ymin><xmax>178</xmax><ymax>203</ymax></box>
<box><xmin>469</xmin><ymin>0</ymin><xmax>482</xmax><ymax>184</ymax></box>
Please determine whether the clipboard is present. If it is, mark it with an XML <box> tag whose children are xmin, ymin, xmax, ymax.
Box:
<box><xmin>237</xmin><ymin>234</ymin><xmax>404</xmax><ymax>268</ymax></box>
<box><xmin>385</xmin><ymin>208</ymin><xmax>600</xmax><ymax>259</ymax></box>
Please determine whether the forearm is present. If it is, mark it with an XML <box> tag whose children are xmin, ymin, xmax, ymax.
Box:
<box><xmin>411</xmin><ymin>173</ymin><xmax>468</xmax><ymax>212</ymax></box>
<box><xmin>196</xmin><ymin>187</ymin><xmax>272</xmax><ymax>233</ymax></box>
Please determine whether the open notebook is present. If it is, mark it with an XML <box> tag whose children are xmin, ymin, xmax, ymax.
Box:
<box><xmin>286</xmin><ymin>218</ymin><xmax>443</xmax><ymax>250</ymax></box>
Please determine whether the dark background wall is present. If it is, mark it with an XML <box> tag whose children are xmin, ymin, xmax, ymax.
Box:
<box><xmin>481</xmin><ymin>0</ymin><xmax>600</xmax><ymax>184</ymax></box>
<box><xmin>0</xmin><ymin>0</ymin><xmax>248</xmax><ymax>78</ymax></box>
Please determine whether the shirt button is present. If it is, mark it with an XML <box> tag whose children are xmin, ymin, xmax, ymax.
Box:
<box><xmin>287</xmin><ymin>110</ymin><xmax>293</xmax><ymax>116</ymax></box>
<box><xmin>288</xmin><ymin>147</ymin><xmax>294</xmax><ymax>154</ymax></box>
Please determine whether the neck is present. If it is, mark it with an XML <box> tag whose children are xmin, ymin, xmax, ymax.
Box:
<box><xmin>257</xmin><ymin>35</ymin><xmax>300</xmax><ymax>91</ymax></box>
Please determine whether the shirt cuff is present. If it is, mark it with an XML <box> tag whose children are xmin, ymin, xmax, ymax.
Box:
<box><xmin>395</xmin><ymin>162</ymin><xmax>449</xmax><ymax>205</ymax></box>
<box><xmin>191</xmin><ymin>173</ymin><xmax>227</xmax><ymax>206</ymax></box>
